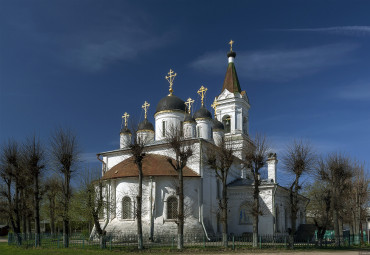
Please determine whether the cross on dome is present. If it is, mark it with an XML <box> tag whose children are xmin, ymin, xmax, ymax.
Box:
<box><xmin>211</xmin><ymin>97</ymin><xmax>219</xmax><ymax>118</ymax></box>
<box><xmin>229</xmin><ymin>39</ymin><xmax>234</xmax><ymax>51</ymax></box>
<box><xmin>122</xmin><ymin>112</ymin><xmax>130</xmax><ymax>128</ymax></box>
<box><xmin>142</xmin><ymin>101</ymin><xmax>150</xmax><ymax>119</ymax></box>
<box><xmin>185</xmin><ymin>98</ymin><xmax>194</xmax><ymax>114</ymax></box>
<box><xmin>165</xmin><ymin>69</ymin><xmax>177</xmax><ymax>96</ymax></box>
<box><xmin>197</xmin><ymin>85</ymin><xmax>208</xmax><ymax>107</ymax></box>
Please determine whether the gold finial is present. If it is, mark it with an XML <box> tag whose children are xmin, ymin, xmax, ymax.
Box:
<box><xmin>211</xmin><ymin>97</ymin><xmax>219</xmax><ymax>117</ymax></box>
<box><xmin>185</xmin><ymin>98</ymin><xmax>195</xmax><ymax>114</ymax></box>
<box><xmin>197</xmin><ymin>85</ymin><xmax>208</xmax><ymax>107</ymax></box>
<box><xmin>229</xmin><ymin>39</ymin><xmax>234</xmax><ymax>51</ymax></box>
<box><xmin>165</xmin><ymin>69</ymin><xmax>177</xmax><ymax>96</ymax></box>
<box><xmin>142</xmin><ymin>101</ymin><xmax>150</xmax><ymax>119</ymax></box>
<box><xmin>122</xmin><ymin>112</ymin><xmax>130</xmax><ymax>128</ymax></box>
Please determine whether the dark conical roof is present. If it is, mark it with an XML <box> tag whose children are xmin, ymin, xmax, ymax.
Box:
<box><xmin>213</xmin><ymin>119</ymin><xmax>224</xmax><ymax>131</ymax></box>
<box><xmin>120</xmin><ymin>127</ymin><xmax>131</xmax><ymax>134</ymax></box>
<box><xmin>222</xmin><ymin>51</ymin><xmax>242</xmax><ymax>94</ymax></box>
<box><xmin>156</xmin><ymin>95</ymin><xmax>186</xmax><ymax>114</ymax></box>
<box><xmin>184</xmin><ymin>113</ymin><xmax>195</xmax><ymax>123</ymax></box>
<box><xmin>194</xmin><ymin>106</ymin><xmax>212</xmax><ymax>120</ymax></box>
<box><xmin>138</xmin><ymin>119</ymin><xmax>154</xmax><ymax>131</ymax></box>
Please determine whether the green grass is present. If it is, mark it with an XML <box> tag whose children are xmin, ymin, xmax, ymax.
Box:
<box><xmin>2</xmin><ymin>242</ymin><xmax>370</xmax><ymax>255</ymax></box>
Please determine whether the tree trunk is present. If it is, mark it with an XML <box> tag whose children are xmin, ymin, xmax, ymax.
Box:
<box><xmin>252</xmin><ymin>184</ymin><xmax>259</xmax><ymax>248</ymax></box>
<box><xmin>22</xmin><ymin>192</ymin><xmax>27</xmax><ymax>241</ymax></box>
<box><xmin>49</xmin><ymin>196</ymin><xmax>55</xmax><ymax>236</ymax></box>
<box><xmin>137</xmin><ymin>163</ymin><xmax>143</xmax><ymax>250</ymax></box>
<box><xmin>34</xmin><ymin>175</ymin><xmax>41</xmax><ymax>247</ymax></box>
<box><xmin>332</xmin><ymin>205</ymin><xmax>340</xmax><ymax>246</ymax></box>
<box><xmin>63</xmin><ymin>172</ymin><xmax>70</xmax><ymax>248</ymax></box>
<box><xmin>221</xmin><ymin>179</ymin><xmax>228</xmax><ymax>247</ymax></box>
<box><xmin>177</xmin><ymin>168</ymin><xmax>184</xmax><ymax>250</ymax></box>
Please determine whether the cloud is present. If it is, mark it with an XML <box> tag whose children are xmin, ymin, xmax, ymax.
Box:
<box><xmin>334</xmin><ymin>82</ymin><xmax>370</xmax><ymax>100</ymax></box>
<box><xmin>281</xmin><ymin>26</ymin><xmax>370</xmax><ymax>37</ymax></box>
<box><xmin>191</xmin><ymin>43</ymin><xmax>358</xmax><ymax>81</ymax></box>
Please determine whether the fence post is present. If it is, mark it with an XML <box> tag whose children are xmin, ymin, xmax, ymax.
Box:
<box><xmin>259</xmin><ymin>236</ymin><xmax>262</xmax><ymax>249</ymax></box>
<box><xmin>284</xmin><ymin>236</ymin><xmax>287</xmax><ymax>248</ymax></box>
<box><xmin>232</xmin><ymin>235</ymin><xmax>235</xmax><ymax>250</ymax></box>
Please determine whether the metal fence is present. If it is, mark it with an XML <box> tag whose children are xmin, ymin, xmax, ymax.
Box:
<box><xmin>7</xmin><ymin>232</ymin><xmax>368</xmax><ymax>250</ymax></box>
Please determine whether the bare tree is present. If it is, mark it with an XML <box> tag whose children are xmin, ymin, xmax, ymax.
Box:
<box><xmin>50</xmin><ymin>128</ymin><xmax>79</xmax><ymax>248</ymax></box>
<box><xmin>22</xmin><ymin>136</ymin><xmax>45</xmax><ymax>246</ymax></box>
<box><xmin>0</xmin><ymin>140</ymin><xmax>23</xmax><ymax>245</ymax></box>
<box><xmin>44</xmin><ymin>176</ymin><xmax>62</xmax><ymax>236</ymax></box>
<box><xmin>242</xmin><ymin>133</ymin><xmax>269</xmax><ymax>248</ymax></box>
<box><xmin>318</xmin><ymin>152</ymin><xmax>353</xmax><ymax>247</ymax></box>
<box><xmin>128</xmin><ymin>126</ymin><xmax>149</xmax><ymax>250</ymax></box>
<box><xmin>77</xmin><ymin>168</ymin><xmax>109</xmax><ymax>248</ymax></box>
<box><xmin>206</xmin><ymin>137</ymin><xmax>234</xmax><ymax>247</ymax></box>
<box><xmin>165</xmin><ymin>125</ymin><xmax>193</xmax><ymax>250</ymax></box>
<box><xmin>305</xmin><ymin>182</ymin><xmax>332</xmax><ymax>247</ymax></box>
<box><xmin>348</xmin><ymin>162</ymin><xmax>368</xmax><ymax>243</ymax></box>
<box><xmin>282</xmin><ymin>140</ymin><xmax>316</xmax><ymax>248</ymax></box>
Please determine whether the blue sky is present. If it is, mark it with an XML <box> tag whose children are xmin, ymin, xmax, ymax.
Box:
<box><xmin>1</xmin><ymin>0</ymin><xmax>369</xmax><ymax>181</ymax></box>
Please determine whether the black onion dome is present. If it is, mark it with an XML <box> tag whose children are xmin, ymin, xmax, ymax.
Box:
<box><xmin>120</xmin><ymin>127</ymin><xmax>131</xmax><ymax>134</ymax></box>
<box><xmin>194</xmin><ymin>106</ymin><xmax>212</xmax><ymax>120</ymax></box>
<box><xmin>227</xmin><ymin>51</ymin><xmax>236</xmax><ymax>58</ymax></box>
<box><xmin>138</xmin><ymin>119</ymin><xmax>154</xmax><ymax>131</ymax></box>
<box><xmin>184</xmin><ymin>113</ymin><xmax>195</xmax><ymax>123</ymax></box>
<box><xmin>155</xmin><ymin>95</ymin><xmax>186</xmax><ymax>114</ymax></box>
<box><xmin>213</xmin><ymin>119</ymin><xmax>224</xmax><ymax>130</ymax></box>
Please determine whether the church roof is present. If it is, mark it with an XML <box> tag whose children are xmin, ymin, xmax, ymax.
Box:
<box><xmin>155</xmin><ymin>95</ymin><xmax>186</xmax><ymax>114</ymax></box>
<box><xmin>194</xmin><ymin>106</ymin><xmax>212</xmax><ymax>120</ymax></box>
<box><xmin>138</xmin><ymin>119</ymin><xmax>154</xmax><ymax>131</ymax></box>
<box><xmin>221</xmin><ymin>51</ymin><xmax>242</xmax><ymax>93</ymax></box>
<box><xmin>102</xmin><ymin>154</ymin><xmax>199</xmax><ymax>179</ymax></box>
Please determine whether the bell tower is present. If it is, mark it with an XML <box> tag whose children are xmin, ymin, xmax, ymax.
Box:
<box><xmin>215</xmin><ymin>40</ymin><xmax>250</xmax><ymax>139</ymax></box>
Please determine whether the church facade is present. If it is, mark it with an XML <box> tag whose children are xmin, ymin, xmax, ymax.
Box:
<box><xmin>96</xmin><ymin>43</ymin><xmax>308</xmax><ymax>237</ymax></box>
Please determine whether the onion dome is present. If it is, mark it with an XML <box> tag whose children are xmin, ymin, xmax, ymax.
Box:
<box><xmin>227</xmin><ymin>51</ymin><xmax>236</xmax><ymax>58</ymax></box>
<box><xmin>194</xmin><ymin>106</ymin><xmax>212</xmax><ymax>120</ymax></box>
<box><xmin>155</xmin><ymin>95</ymin><xmax>186</xmax><ymax>114</ymax></box>
<box><xmin>120</xmin><ymin>127</ymin><xmax>131</xmax><ymax>134</ymax></box>
<box><xmin>184</xmin><ymin>113</ymin><xmax>195</xmax><ymax>123</ymax></box>
<box><xmin>213</xmin><ymin>119</ymin><xmax>224</xmax><ymax>131</ymax></box>
<box><xmin>138</xmin><ymin>118</ymin><xmax>154</xmax><ymax>131</ymax></box>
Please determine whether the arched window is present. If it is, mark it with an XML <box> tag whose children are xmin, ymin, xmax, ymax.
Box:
<box><xmin>167</xmin><ymin>196</ymin><xmax>178</xmax><ymax>220</ymax></box>
<box><xmin>122</xmin><ymin>196</ymin><xmax>131</xmax><ymax>219</ymax></box>
<box><xmin>222</xmin><ymin>115</ymin><xmax>231</xmax><ymax>133</ymax></box>
<box><xmin>239</xmin><ymin>203</ymin><xmax>252</xmax><ymax>224</ymax></box>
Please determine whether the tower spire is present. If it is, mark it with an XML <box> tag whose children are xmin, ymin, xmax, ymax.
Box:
<box><xmin>222</xmin><ymin>39</ymin><xmax>241</xmax><ymax>93</ymax></box>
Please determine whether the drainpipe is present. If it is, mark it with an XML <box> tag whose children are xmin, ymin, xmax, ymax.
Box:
<box><xmin>199</xmin><ymin>139</ymin><xmax>210</xmax><ymax>240</ymax></box>
<box><xmin>272</xmin><ymin>184</ymin><xmax>278</xmax><ymax>234</ymax></box>
<box><xmin>149</xmin><ymin>176</ymin><xmax>154</xmax><ymax>241</ymax></box>
<box><xmin>97</xmin><ymin>154</ymin><xmax>107</xmax><ymax>174</ymax></box>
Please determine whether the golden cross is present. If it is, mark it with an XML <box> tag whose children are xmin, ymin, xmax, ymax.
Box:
<box><xmin>197</xmin><ymin>85</ymin><xmax>208</xmax><ymax>106</ymax></box>
<box><xmin>211</xmin><ymin>97</ymin><xmax>219</xmax><ymax>117</ymax></box>
<box><xmin>122</xmin><ymin>112</ymin><xmax>130</xmax><ymax>127</ymax></box>
<box><xmin>165</xmin><ymin>69</ymin><xmax>177</xmax><ymax>96</ymax></box>
<box><xmin>229</xmin><ymin>39</ymin><xmax>234</xmax><ymax>51</ymax></box>
<box><xmin>142</xmin><ymin>101</ymin><xmax>150</xmax><ymax>119</ymax></box>
<box><xmin>185</xmin><ymin>97</ymin><xmax>194</xmax><ymax>114</ymax></box>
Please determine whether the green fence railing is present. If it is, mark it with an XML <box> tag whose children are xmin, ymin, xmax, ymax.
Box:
<box><xmin>7</xmin><ymin>232</ymin><xmax>367</xmax><ymax>250</ymax></box>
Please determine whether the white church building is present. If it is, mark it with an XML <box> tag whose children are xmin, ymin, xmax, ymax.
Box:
<box><xmin>96</xmin><ymin>43</ymin><xmax>308</xmax><ymax>238</ymax></box>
